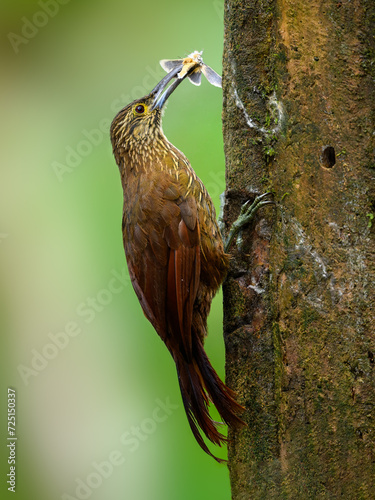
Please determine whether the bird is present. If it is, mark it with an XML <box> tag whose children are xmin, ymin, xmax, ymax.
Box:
<box><xmin>110</xmin><ymin>57</ymin><xmax>272</xmax><ymax>461</ymax></box>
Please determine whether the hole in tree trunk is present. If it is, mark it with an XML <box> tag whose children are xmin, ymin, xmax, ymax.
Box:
<box><xmin>368</xmin><ymin>350</ymin><xmax>374</xmax><ymax>365</ymax></box>
<box><xmin>321</xmin><ymin>146</ymin><xmax>336</xmax><ymax>168</ymax></box>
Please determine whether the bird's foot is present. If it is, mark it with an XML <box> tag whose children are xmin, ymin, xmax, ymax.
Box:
<box><xmin>224</xmin><ymin>192</ymin><xmax>275</xmax><ymax>253</ymax></box>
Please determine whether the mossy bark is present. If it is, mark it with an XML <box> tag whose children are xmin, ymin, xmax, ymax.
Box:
<box><xmin>222</xmin><ymin>0</ymin><xmax>375</xmax><ymax>498</ymax></box>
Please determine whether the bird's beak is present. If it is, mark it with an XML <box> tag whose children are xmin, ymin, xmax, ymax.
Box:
<box><xmin>151</xmin><ymin>64</ymin><xmax>193</xmax><ymax>110</ymax></box>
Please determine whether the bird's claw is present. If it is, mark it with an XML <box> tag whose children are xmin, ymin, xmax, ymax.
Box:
<box><xmin>224</xmin><ymin>192</ymin><xmax>275</xmax><ymax>252</ymax></box>
<box><xmin>238</xmin><ymin>191</ymin><xmax>274</xmax><ymax>219</ymax></box>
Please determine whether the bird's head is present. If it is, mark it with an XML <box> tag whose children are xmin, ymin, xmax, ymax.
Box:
<box><xmin>110</xmin><ymin>64</ymin><xmax>188</xmax><ymax>153</ymax></box>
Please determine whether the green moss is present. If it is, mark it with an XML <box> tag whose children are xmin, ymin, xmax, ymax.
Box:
<box><xmin>366</xmin><ymin>213</ymin><xmax>374</xmax><ymax>228</ymax></box>
<box><xmin>265</xmin><ymin>146</ymin><xmax>276</xmax><ymax>158</ymax></box>
<box><xmin>223</xmin><ymin>279</ymin><xmax>246</xmax><ymax>329</ymax></box>
<box><xmin>301</xmin><ymin>308</ymin><xmax>320</xmax><ymax>331</ymax></box>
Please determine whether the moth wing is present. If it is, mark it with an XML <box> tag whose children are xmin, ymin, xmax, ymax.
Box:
<box><xmin>160</xmin><ymin>59</ymin><xmax>183</xmax><ymax>73</ymax></box>
<box><xmin>202</xmin><ymin>64</ymin><xmax>222</xmax><ymax>88</ymax></box>
<box><xmin>188</xmin><ymin>70</ymin><xmax>202</xmax><ymax>86</ymax></box>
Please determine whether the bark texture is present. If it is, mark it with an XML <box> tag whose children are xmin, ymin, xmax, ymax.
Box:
<box><xmin>222</xmin><ymin>1</ymin><xmax>375</xmax><ymax>498</ymax></box>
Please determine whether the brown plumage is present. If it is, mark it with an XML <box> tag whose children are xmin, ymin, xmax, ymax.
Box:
<box><xmin>110</xmin><ymin>65</ymin><xmax>245</xmax><ymax>461</ymax></box>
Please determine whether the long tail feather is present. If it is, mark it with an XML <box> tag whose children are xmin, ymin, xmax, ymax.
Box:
<box><xmin>174</xmin><ymin>338</ymin><xmax>245</xmax><ymax>462</ymax></box>
<box><xmin>193</xmin><ymin>338</ymin><xmax>245</xmax><ymax>429</ymax></box>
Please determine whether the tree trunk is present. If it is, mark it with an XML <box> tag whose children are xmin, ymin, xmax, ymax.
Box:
<box><xmin>222</xmin><ymin>1</ymin><xmax>375</xmax><ymax>498</ymax></box>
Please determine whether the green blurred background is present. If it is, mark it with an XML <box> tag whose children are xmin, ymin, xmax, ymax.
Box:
<box><xmin>0</xmin><ymin>1</ymin><xmax>230</xmax><ymax>499</ymax></box>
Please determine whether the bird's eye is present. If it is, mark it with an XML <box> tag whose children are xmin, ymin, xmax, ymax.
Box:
<box><xmin>135</xmin><ymin>104</ymin><xmax>145</xmax><ymax>114</ymax></box>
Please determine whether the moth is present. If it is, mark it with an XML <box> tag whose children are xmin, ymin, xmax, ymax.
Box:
<box><xmin>160</xmin><ymin>50</ymin><xmax>222</xmax><ymax>88</ymax></box>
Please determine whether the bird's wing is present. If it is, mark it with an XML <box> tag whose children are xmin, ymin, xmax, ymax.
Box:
<box><xmin>164</xmin><ymin>197</ymin><xmax>200</xmax><ymax>361</ymax></box>
<box><xmin>123</xmin><ymin>179</ymin><xmax>200</xmax><ymax>362</ymax></box>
